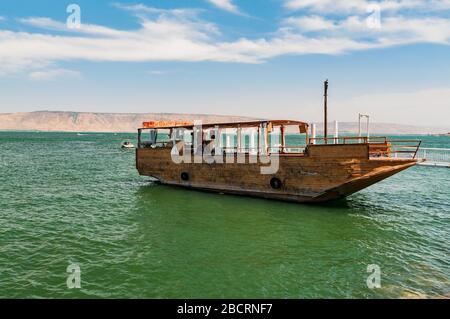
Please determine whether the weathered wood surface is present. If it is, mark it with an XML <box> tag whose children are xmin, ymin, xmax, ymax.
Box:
<box><xmin>136</xmin><ymin>144</ymin><xmax>416</xmax><ymax>203</ymax></box>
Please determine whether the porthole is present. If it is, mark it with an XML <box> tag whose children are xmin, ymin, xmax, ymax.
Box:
<box><xmin>270</xmin><ymin>177</ymin><xmax>282</xmax><ymax>190</ymax></box>
<box><xmin>181</xmin><ymin>172</ymin><xmax>189</xmax><ymax>181</ymax></box>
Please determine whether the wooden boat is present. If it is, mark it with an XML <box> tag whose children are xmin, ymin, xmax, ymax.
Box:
<box><xmin>135</xmin><ymin>120</ymin><xmax>422</xmax><ymax>203</ymax></box>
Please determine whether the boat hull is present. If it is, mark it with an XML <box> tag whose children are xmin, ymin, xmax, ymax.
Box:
<box><xmin>136</xmin><ymin>144</ymin><xmax>417</xmax><ymax>203</ymax></box>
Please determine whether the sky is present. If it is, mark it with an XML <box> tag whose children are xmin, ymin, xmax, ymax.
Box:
<box><xmin>0</xmin><ymin>0</ymin><xmax>450</xmax><ymax>126</ymax></box>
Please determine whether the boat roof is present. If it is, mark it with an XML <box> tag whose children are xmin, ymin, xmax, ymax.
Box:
<box><xmin>140</xmin><ymin>119</ymin><xmax>309</xmax><ymax>130</ymax></box>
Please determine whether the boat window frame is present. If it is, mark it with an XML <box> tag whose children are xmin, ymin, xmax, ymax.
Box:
<box><xmin>268</xmin><ymin>124</ymin><xmax>308</xmax><ymax>154</ymax></box>
<box><xmin>137</xmin><ymin>128</ymin><xmax>160</xmax><ymax>148</ymax></box>
<box><xmin>138</xmin><ymin>120</ymin><xmax>309</xmax><ymax>154</ymax></box>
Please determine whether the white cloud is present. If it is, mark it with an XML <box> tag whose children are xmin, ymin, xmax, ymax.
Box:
<box><xmin>207</xmin><ymin>0</ymin><xmax>242</xmax><ymax>14</ymax></box>
<box><xmin>19</xmin><ymin>17</ymin><xmax>130</xmax><ymax>37</ymax></box>
<box><xmin>1</xmin><ymin>4</ymin><xmax>450</xmax><ymax>76</ymax></box>
<box><xmin>283</xmin><ymin>15</ymin><xmax>450</xmax><ymax>45</ymax></box>
<box><xmin>113</xmin><ymin>3</ymin><xmax>206</xmax><ymax>21</ymax></box>
<box><xmin>28</xmin><ymin>68</ymin><xmax>81</xmax><ymax>81</ymax></box>
<box><xmin>19</xmin><ymin>17</ymin><xmax>62</xmax><ymax>29</ymax></box>
<box><xmin>283</xmin><ymin>15</ymin><xmax>336</xmax><ymax>31</ymax></box>
<box><xmin>284</xmin><ymin>0</ymin><xmax>450</xmax><ymax>13</ymax></box>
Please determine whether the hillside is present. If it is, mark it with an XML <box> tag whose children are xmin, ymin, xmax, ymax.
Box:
<box><xmin>0</xmin><ymin>111</ymin><xmax>448</xmax><ymax>134</ymax></box>
<box><xmin>0</xmin><ymin>111</ymin><xmax>254</xmax><ymax>132</ymax></box>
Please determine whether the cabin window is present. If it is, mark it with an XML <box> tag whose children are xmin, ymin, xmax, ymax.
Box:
<box><xmin>183</xmin><ymin>130</ymin><xmax>193</xmax><ymax>144</ymax></box>
<box><xmin>171</xmin><ymin>128</ymin><xmax>187</xmax><ymax>141</ymax></box>
<box><xmin>156</xmin><ymin>129</ymin><xmax>171</xmax><ymax>143</ymax></box>
<box><xmin>138</xmin><ymin>122</ymin><xmax>308</xmax><ymax>154</ymax></box>
<box><xmin>139</xmin><ymin>129</ymin><xmax>157</xmax><ymax>148</ymax></box>
<box><xmin>282</xmin><ymin>125</ymin><xmax>307</xmax><ymax>153</ymax></box>
<box><xmin>243</xmin><ymin>135</ymin><xmax>250</xmax><ymax>152</ymax></box>
<box><xmin>268</xmin><ymin>128</ymin><xmax>282</xmax><ymax>153</ymax></box>
<box><xmin>220</xmin><ymin>129</ymin><xmax>237</xmax><ymax>153</ymax></box>
<box><xmin>204</xmin><ymin>129</ymin><xmax>217</xmax><ymax>141</ymax></box>
<box><xmin>170</xmin><ymin>128</ymin><xmax>194</xmax><ymax>154</ymax></box>
<box><xmin>138</xmin><ymin>128</ymin><xmax>172</xmax><ymax>148</ymax></box>
<box><xmin>241</xmin><ymin>128</ymin><xmax>259</xmax><ymax>154</ymax></box>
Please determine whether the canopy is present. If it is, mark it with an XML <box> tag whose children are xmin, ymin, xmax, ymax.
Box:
<box><xmin>141</xmin><ymin>120</ymin><xmax>309</xmax><ymax>130</ymax></box>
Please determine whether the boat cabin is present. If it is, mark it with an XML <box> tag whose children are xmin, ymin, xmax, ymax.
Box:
<box><xmin>138</xmin><ymin>120</ymin><xmax>310</xmax><ymax>156</ymax></box>
<box><xmin>136</xmin><ymin>119</ymin><xmax>421</xmax><ymax>203</ymax></box>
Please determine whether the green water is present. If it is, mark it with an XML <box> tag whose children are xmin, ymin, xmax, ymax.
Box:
<box><xmin>0</xmin><ymin>132</ymin><xmax>449</xmax><ymax>298</ymax></box>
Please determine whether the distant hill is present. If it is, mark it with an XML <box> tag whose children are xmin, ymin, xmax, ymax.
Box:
<box><xmin>0</xmin><ymin>111</ymin><xmax>254</xmax><ymax>132</ymax></box>
<box><xmin>0</xmin><ymin>111</ymin><xmax>449</xmax><ymax>134</ymax></box>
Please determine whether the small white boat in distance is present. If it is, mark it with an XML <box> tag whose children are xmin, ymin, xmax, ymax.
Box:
<box><xmin>121</xmin><ymin>141</ymin><xmax>134</xmax><ymax>149</ymax></box>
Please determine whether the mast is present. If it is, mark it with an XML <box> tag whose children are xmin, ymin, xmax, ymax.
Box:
<box><xmin>324</xmin><ymin>79</ymin><xmax>329</xmax><ymax>144</ymax></box>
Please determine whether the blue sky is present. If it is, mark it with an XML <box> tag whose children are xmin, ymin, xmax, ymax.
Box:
<box><xmin>1</xmin><ymin>0</ymin><xmax>450</xmax><ymax>126</ymax></box>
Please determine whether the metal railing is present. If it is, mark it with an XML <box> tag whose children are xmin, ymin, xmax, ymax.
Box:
<box><xmin>416</xmin><ymin>147</ymin><xmax>450</xmax><ymax>167</ymax></box>
<box><xmin>169</xmin><ymin>137</ymin><xmax>432</xmax><ymax>161</ymax></box>
<box><xmin>385</xmin><ymin>139</ymin><xmax>422</xmax><ymax>159</ymax></box>
<box><xmin>309</xmin><ymin>136</ymin><xmax>387</xmax><ymax>145</ymax></box>
<box><xmin>308</xmin><ymin>136</ymin><xmax>422</xmax><ymax>159</ymax></box>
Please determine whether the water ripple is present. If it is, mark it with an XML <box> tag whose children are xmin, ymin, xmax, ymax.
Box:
<box><xmin>0</xmin><ymin>132</ymin><xmax>448</xmax><ymax>298</ymax></box>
